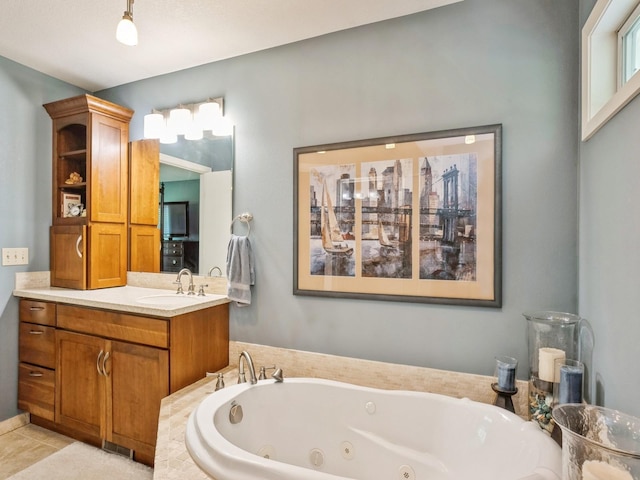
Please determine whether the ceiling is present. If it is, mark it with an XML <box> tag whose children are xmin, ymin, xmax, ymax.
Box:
<box><xmin>0</xmin><ymin>0</ymin><xmax>461</xmax><ymax>92</ymax></box>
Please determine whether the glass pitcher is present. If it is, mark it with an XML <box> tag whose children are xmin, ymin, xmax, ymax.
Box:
<box><xmin>524</xmin><ymin>311</ymin><xmax>594</xmax><ymax>432</ymax></box>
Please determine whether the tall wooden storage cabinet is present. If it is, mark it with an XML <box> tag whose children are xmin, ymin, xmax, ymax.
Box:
<box><xmin>128</xmin><ymin>139</ymin><xmax>160</xmax><ymax>273</ymax></box>
<box><xmin>44</xmin><ymin>94</ymin><xmax>133</xmax><ymax>289</ymax></box>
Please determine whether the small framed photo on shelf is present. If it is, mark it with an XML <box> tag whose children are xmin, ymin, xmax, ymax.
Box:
<box><xmin>61</xmin><ymin>193</ymin><xmax>82</xmax><ymax>217</ymax></box>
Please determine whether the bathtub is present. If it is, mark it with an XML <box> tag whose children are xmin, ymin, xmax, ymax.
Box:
<box><xmin>186</xmin><ymin>377</ymin><xmax>561</xmax><ymax>480</ymax></box>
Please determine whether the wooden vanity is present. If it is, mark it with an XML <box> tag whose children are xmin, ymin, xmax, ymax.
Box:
<box><xmin>15</xmin><ymin>287</ymin><xmax>229</xmax><ymax>466</ymax></box>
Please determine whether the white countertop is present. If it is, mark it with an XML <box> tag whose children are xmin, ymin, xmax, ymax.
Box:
<box><xmin>13</xmin><ymin>285</ymin><xmax>229</xmax><ymax>318</ymax></box>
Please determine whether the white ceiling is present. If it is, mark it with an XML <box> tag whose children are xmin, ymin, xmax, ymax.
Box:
<box><xmin>0</xmin><ymin>0</ymin><xmax>461</xmax><ymax>92</ymax></box>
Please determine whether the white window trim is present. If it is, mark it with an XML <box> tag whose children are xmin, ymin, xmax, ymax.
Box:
<box><xmin>582</xmin><ymin>0</ymin><xmax>640</xmax><ymax>141</ymax></box>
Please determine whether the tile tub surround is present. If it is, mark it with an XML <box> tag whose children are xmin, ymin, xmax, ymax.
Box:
<box><xmin>153</xmin><ymin>341</ymin><xmax>530</xmax><ymax>480</ymax></box>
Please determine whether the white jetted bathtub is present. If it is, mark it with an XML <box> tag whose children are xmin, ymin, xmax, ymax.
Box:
<box><xmin>186</xmin><ymin>377</ymin><xmax>561</xmax><ymax>480</ymax></box>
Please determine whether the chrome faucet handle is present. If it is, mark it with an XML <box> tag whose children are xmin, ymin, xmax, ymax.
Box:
<box><xmin>258</xmin><ymin>365</ymin><xmax>276</xmax><ymax>380</ymax></box>
<box><xmin>272</xmin><ymin>368</ymin><xmax>284</xmax><ymax>383</ymax></box>
<box><xmin>215</xmin><ymin>373</ymin><xmax>225</xmax><ymax>391</ymax></box>
<box><xmin>173</xmin><ymin>280</ymin><xmax>184</xmax><ymax>294</ymax></box>
<box><xmin>198</xmin><ymin>284</ymin><xmax>208</xmax><ymax>296</ymax></box>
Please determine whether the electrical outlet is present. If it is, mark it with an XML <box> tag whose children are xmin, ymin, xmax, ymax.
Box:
<box><xmin>2</xmin><ymin>247</ymin><xmax>29</xmax><ymax>266</ymax></box>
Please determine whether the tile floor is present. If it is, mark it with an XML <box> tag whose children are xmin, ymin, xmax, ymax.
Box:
<box><xmin>0</xmin><ymin>423</ymin><xmax>74</xmax><ymax>479</ymax></box>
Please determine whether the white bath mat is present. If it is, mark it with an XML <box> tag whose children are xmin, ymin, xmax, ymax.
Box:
<box><xmin>7</xmin><ymin>441</ymin><xmax>153</xmax><ymax>480</ymax></box>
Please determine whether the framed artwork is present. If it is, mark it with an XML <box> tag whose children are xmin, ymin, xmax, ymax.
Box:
<box><xmin>293</xmin><ymin>124</ymin><xmax>502</xmax><ymax>307</ymax></box>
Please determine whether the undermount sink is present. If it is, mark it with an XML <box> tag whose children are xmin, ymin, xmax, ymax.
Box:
<box><xmin>136</xmin><ymin>294</ymin><xmax>203</xmax><ymax>306</ymax></box>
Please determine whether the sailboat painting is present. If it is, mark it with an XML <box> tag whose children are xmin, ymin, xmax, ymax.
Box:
<box><xmin>361</xmin><ymin>158</ymin><xmax>413</xmax><ymax>279</ymax></box>
<box><xmin>294</xmin><ymin>124</ymin><xmax>501</xmax><ymax>307</ymax></box>
<box><xmin>308</xmin><ymin>164</ymin><xmax>356</xmax><ymax>277</ymax></box>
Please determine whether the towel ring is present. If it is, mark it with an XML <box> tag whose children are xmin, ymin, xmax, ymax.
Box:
<box><xmin>230</xmin><ymin>212</ymin><xmax>253</xmax><ymax>236</ymax></box>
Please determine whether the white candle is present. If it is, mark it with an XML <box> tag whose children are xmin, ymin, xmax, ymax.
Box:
<box><xmin>538</xmin><ymin>347</ymin><xmax>565</xmax><ymax>382</ymax></box>
<box><xmin>582</xmin><ymin>460</ymin><xmax>633</xmax><ymax>480</ymax></box>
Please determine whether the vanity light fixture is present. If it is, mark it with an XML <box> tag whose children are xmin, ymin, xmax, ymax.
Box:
<box><xmin>143</xmin><ymin>98</ymin><xmax>233</xmax><ymax>143</ymax></box>
<box><xmin>116</xmin><ymin>0</ymin><xmax>138</xmax><ymax>46</ymax></box>
<box><xmin>168</xmin><ymin>106</ymin><xmax>191</xmax><ymax>135</ymax></box>
<box><xmin>143</xmin><ymin>111</ymin><xmax>163</xmax><ymax>139</ymax></box>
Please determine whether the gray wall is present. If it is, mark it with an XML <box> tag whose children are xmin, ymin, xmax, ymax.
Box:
<box><xmin>578</xmin><ymin>2</ymin><xmax>640</xmax><ymax>417</ymax></box>
<box><xmin>0</xmin><ymin>57</ymin><xmax>84</xmax><ymax>420</ymax></box>
<box><xmin>0</xmin><ymin>0</ymin><xmax>582</xmax><ymax>421</ymax></box>
<box><xmin>100</xmin><ymin>0</ymin><xmax>579</xmax><ymax>376</ymax></box>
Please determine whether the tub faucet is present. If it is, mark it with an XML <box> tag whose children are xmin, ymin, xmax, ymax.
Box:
<box><xmin>237</xmin><ymin>351</ymin><xmax>257</xmax><ymax>385</ymax></box>
<box><xmin>174</xmin><ymin>268</ymin><xmax>195</xmax><ymax>295</ymax></box>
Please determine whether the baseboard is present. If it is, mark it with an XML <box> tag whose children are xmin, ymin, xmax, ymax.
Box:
<box><xmin>0</xmin><ymin>412</ymin><xmax>30</xmax><ymax>436</ymax></box>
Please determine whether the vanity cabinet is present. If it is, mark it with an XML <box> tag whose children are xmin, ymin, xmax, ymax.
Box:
<box><xmin>44</xmin><ymin>94</ymin><xmax>133</xmax><ymax>289</ymax></box>
<box><xmin>18</xmin><ymin>298</ymin><xmax>229</xmax><ymax>466</ymax></box>
<box><xmin>17</xmin><ymin>300</ymin><xmax>57</xmax><ymax>422</ymax></box>
<box><xmin>55</xmin><ymin>330</ymin><xmax>168</xmax><ymax>459</ymax></box>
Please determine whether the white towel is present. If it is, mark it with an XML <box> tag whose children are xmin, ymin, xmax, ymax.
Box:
<box><xmin>226</xmin><ymin>234</ymin><xmax>255</xmax><ymax>306</ymax></box>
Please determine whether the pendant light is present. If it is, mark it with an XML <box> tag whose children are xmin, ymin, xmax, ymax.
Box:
<box><xmin>116</xmin><ymin>0</ymin><xmax>138</xmax><ymax>46</ymax></box>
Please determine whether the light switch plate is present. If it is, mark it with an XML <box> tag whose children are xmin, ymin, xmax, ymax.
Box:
<box><xmin>2</xmin><ymin>247</ymin><xmax>29</xmax><ymax>266</ymax></box>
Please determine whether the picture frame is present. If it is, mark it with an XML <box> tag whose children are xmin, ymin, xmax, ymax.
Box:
<box><xmin>293</xmin><ymin>124</ymin><xmax>502</xmax><ymax>307</ymax></box>
<box><xmin>61</xmin><ymin>192</ymin><xmax>82</xmax><ymax>218</ymax></box>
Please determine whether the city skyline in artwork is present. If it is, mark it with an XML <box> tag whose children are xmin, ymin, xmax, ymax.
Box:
<box><xmin>295</xmin><ymin>125</ymin><xmax>501</xmax><ymax>306</ymax></box>
<box><xmin>307</xmin><ymin>153</ymin><xmax>478</xmax><ymax>282</ymax></box>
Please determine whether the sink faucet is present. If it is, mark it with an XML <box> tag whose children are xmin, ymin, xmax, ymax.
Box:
<box><xmin>237</xmin><ymin>351</ymin><xmax>257</xmax><ymax>385</ymax></box>
<box><xmin>174</xmin><ymin>268</ymin><xmax>195</xmax><ymax>295</ymax></box>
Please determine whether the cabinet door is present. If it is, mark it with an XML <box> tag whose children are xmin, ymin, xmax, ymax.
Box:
<box><xmin>129</xmin><ymin>139</ymin><xmax>159</xmax><ymax>226</ymax></box>
<box><xmin>109</xmin><ymin>341</ymin><xmax>168</xmax><ymax>453</ymax></box>
<box><xmin>56</xmin><ymin>330</ymin><xmax>105</xmax><ymax>437</ymax></box>
<box><xmin>129</xmin><ymin>225</ymin><xmax>160</xmax><ymax>273</ymax></box>
<box><xmin>50</xmin><ymin>225</ymin><xmax>87</xmax><ymax>289</ymax></box>
<box><xmin>88</xmin><ymin>223</ymin><xmax>127</xmax><ymax>289</ymax></box>
<box><xmin>89</xmin><ymin>112</ymin><xmax>128</xmax><ymax>224</ymax></box>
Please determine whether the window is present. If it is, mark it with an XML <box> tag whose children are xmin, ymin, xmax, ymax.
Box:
<box><xmin>619</xmin><ymin>4</ymin><xmax>640</xmax><ymax>86</ymax></box>
<box><xmin>582</xmin><ymin>0</ymin><xmax>640</xmax><ymax>140</ymax></box>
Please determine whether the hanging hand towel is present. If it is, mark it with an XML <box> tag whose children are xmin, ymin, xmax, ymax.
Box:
<box><xmin>226</xmin><ymin>234</ymin><xmax>255</xmax><ymax>306</ymax></box>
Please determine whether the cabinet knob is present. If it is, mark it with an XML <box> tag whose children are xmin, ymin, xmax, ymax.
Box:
<box><xmin>29</xmin><ymin>330</ymin><xmax>44</xmax><ymax>335</ymax></box>
<box><xmin>29</xmin><ymin>306</ymin><xmax>45</xmax><ymax>311</ymax></box>
<box><xmin>29</xmin><ymin>371</ymin><xmax>44</xmax><ymax>378</ymax></box>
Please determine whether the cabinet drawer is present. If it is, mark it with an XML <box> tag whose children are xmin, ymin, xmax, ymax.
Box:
<box><xmin>18</xmin><ymin>363</ymin><xmax>55</xmax><ymax>421</ymax></box>
<box><xmin>19</xmin><ymin>299</ymin><xmax>56</xmax><ymax>326</ymax></box>
<box><xmin>19</xmin><ymin>322</ymin><xmax>56</xmax><ymax>369</ymax></box>
<box><xmin>162</xmin><ymin>256</ymin><xmax>183</xmax><ymax>271</ymax></box>
<box><xmin>57</xmin><ymin>304</ymin><xmax>168</xmax><ymax>348</ymax></box>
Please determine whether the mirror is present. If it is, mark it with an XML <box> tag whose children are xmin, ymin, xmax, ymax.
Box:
<box><xmin>158</xmin><ymin>133</ymin><xmax>233</xmax><ymax>276</ymax></box>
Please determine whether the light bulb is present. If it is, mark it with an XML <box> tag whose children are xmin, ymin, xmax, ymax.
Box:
<box><xmin>116</xmin><ymin>13</ymin><xmax>138</xmax><ymax>46</ymax></box>
<box><xmin>160</xmin><ymin>119</ymin><xmax>177</xmax><ymax>144</ymax></box>
<box><xmin>198</xmin><ymin>101</ymin><xmax>221</xmax><ymax>131</ymax></box>
<box><xmin>143</xmin><ymin>113</ymin><xmax>163</xmax><ymax>139</ymax></box>
<box><xmin>168</xmin><ymin>107</ymin><xmax>191</xmax><ymax>135</ymax></box>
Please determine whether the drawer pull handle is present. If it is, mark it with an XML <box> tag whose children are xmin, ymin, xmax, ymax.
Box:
<box><xmin>102</xmin><ymin>351</ymin><xmax>111</xmax><ymax>377</ymax></box>
<box><xmin>97</xmin><ymin>350</ymin><xmax>104</xmax><ymax>376</ymax></box>
<box><xmin>29</xmin><ymin>306</ymin><xmax>45</xmax><ymax>311</ymax></box>
<box><xmin>29</xmin><ymin>330</ymin><xmax>44</xmax><ymax>335</ymax></box>
<box><xmin>29</xmin><ymin>371</ymin><xmax>44</xmax><ymax>377</ymax></box>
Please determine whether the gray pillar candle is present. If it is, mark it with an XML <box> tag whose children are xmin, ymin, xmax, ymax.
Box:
<box><xmin>558</xmin><ymin>365</ymin><xmax>583</xmax><ymax>404</ymax></box>
<box><xmin>495</xmin><ymin>356</ymin><xmax>517</xmax><ymax>391</ymax></box>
